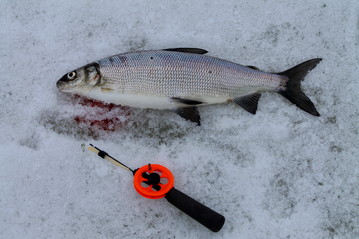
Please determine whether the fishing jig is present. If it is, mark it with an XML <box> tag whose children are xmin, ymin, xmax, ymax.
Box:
<box><xmin>88</xmin><ymin>144</ymin><xmax>225</xmax><ymax>232</ymax></box>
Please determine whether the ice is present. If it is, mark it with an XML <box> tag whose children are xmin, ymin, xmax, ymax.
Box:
<box><xmin>1</xmin><ymin>0</ymin><xmax>358</xmax><ymax>238</ymax></box>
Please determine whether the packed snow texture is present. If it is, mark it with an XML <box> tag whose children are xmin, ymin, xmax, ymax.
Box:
<box><xmin>1</xmin><ymin>0</ymin><xmax>358</xmax><ymax>238</ymax></box>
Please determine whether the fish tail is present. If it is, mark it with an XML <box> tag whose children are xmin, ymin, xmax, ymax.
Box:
<box><xmin>278</xmin><ymin>58</ymin><xmax>322</xmax><ymax>116</ymax></box>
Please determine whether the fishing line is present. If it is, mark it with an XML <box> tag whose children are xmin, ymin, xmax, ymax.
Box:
<box><xmin>88</xmin><ymin>144</ymin><xmax>134</xmax><ymax>173</ymax></box>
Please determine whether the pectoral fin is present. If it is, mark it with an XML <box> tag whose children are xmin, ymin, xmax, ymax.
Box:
<box><xmin>163</xmin><ymin>48</ymin><xmax>208</xmax><ymax>54</ymax></box>
<box><xmin>172</xmin><ymin>107</ymin><xmax>201</xmax><ymax>126</ymax></box>
<box><xmin>233</xmin><ymin>93</ymin><xmax>261</xmax><ymax>114</ymax></box>
<box><xmin>101</xmin><ymin>87</ymin><xmax>114</xmax><ymax>92</ymax></box>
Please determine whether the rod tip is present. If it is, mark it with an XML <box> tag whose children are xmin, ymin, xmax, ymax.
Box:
<box><xmin>88</xmin><ymin>145</ymin><xmax>99</xmax><ymax>153</ymax></box>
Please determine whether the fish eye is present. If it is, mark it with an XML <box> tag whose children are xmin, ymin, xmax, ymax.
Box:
<box><xmin>67</xmin><ymin>71</ymin><xmax>77</xmax><ymax>80</ymax></box>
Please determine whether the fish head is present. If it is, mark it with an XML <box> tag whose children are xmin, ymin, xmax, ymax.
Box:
<box><xmin>56</xmin><ymin>63</ymin><xmax>102</xmax><ymax>94</ymax></box>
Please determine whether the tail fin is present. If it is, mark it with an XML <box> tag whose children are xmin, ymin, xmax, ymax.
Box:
<box><xmin>278</xmin><ymin>58</ymin><xmax>322</xmax><ymax>116</ymax></box>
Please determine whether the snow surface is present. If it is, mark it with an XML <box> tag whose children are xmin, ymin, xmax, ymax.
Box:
<box><xmin>1</xmin><ymin>0</ymin><xmax>358</xmax><ymax>238</ymax></box>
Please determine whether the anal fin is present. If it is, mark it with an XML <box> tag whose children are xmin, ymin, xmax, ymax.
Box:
<box><xmin>172</xmin><ymin>107</ymin><xmax>201</xmax><ymax>126</ymax></box>
<box><xmin>233</xmin><ymin>93</ymin><xmax>261</xmax><ymax>114</ymax></box>
<box><xmin>163</xmin><ymin>48</ymin><xmax>208</xmax><ymax>54</ymax></box>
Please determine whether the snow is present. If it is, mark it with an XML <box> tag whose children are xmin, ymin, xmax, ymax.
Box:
<box><xmin>1</xmin><ymin>0</ymin><xmax>358</xmax><ymax>238</ymax></box>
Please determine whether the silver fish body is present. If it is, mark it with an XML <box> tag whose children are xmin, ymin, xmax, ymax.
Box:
<box><xmin>96</xmin><ymin>50</ymin><xmax>284</xmax><ymax>107</ymax></box>
<box><xmin>57</xmin><ymin>48</ymin><xmax>321</xmax><ymax>124</ymax></box>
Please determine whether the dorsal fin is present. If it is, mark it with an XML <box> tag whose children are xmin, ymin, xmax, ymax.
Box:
<box><xmin>163</xmin><ymin>48</ymin><xmax>208</xmax><ymax>54</ymax></box>
<box><xmin>246</xmin><ymin>65</ymin><xmax>260</xmax><ymax>71</ymax></box>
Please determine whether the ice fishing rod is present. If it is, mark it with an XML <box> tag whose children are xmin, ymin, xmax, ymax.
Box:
<box><xmin>88</xmin><ymin>144</ymin><xmax>225</xmax><ymax>232</ymax></box>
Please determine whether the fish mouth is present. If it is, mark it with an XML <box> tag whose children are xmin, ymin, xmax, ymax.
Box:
<box><xmin>56</xmin><ymin>80</ymin><xmax>64</xmax><ymax>89</ymax></box>
<box><xmin>56</xmin><ymin>79</ymin><xmax>68</xmax><ymax>91</ymax></box>
<box><xmin>56</xmin><ymin>73</ymin><xmax>75</xmax><ymax>91</ymax></box>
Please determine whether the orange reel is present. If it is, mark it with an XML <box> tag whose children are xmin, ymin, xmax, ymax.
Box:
<box><xmin>133</xmin><ymin>164</ymin><xmax>175</xmax><ymax>199</ymax></box>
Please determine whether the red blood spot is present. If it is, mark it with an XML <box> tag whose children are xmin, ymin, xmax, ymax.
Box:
<box><xmin>73</xmin><ymin>96</ymin><xmax>130</xmax><ymax>131</ymax></box>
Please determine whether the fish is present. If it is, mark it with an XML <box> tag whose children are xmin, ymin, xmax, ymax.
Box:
<box><xmin>57</xmin><ymin>48</ymin><xmax>322</xmax><ymax>125</ymax></box>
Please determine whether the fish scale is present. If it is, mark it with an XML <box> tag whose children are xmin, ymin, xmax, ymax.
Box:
<box><xmin>97</xmin><ymin>50</ymin><xmax>282</xmax><ymax>97</ymax></box>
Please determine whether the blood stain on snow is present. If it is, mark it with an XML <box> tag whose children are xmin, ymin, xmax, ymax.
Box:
<box><xmin>74</xmin><ymin>96</ymin><xmax>131</xmax><ymax>131</ymax></box>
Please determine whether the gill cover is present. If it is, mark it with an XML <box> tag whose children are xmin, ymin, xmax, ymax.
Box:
<box><xmin>83</xmin><ymin>63</ymin><xmax>102</xmax><ymax>86</ymax></box>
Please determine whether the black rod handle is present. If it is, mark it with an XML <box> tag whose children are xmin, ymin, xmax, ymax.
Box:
<box><xmin>165</xmin><ymin>187</ymin><xmax>225</xmax><ymax>232</ymax></box>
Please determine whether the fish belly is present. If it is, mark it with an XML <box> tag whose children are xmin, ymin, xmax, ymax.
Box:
<box><xmin>79</xmin><ymin>87</ymin><xmax>229</xmax><ymax>109</ymax></box>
